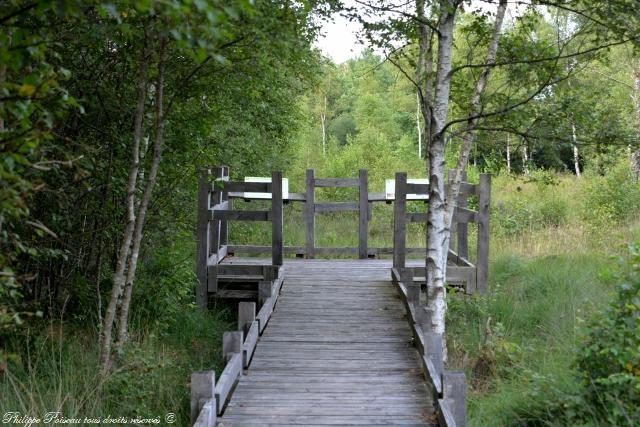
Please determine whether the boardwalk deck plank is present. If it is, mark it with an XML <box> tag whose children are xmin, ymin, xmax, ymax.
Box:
<box><xmin>216</xmin><ymin>259</ymin><xmax>435</xmax><ymax>427</ymax></box>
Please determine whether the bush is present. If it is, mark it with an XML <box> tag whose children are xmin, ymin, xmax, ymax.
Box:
<box><xmin>575</xmin><ymin>244</ymin><xmax>640</xmax><ymax>425</ymax></box>
<box><xmin>582</xmin><ymin>161</ymin><xmax>640</xmax><ymax>226</ymax></box>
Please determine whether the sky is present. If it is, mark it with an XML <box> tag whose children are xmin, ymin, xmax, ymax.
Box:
<box><xmin>313</xmin><ymin>1</ymin><xmax>530</xmax><ymax>64</ymax></box>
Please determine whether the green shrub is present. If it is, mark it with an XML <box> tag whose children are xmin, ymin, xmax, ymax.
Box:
<box><xmin>574</xmin><ymin>244</ymin><xmax>640</xmax><ymax>425</ymax></box>
<box><xmin>582</xmin><ymin>161</ymin><xmax>640</xmax><ymax>226</ymax></box>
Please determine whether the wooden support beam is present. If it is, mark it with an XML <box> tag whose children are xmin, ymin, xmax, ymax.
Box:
<box><xmin>457</xmin><ymin>171</ymin><xmax>469</xmax><ymax>259</ymax></box>
<box><xmin>241</xmin><ymin>321</ymin><xmax>259</xmax><ymax>368</ymax></box>
<box><xmin>196</xmin><ymin>168</ymin><xmax>211</xmax><ymax>310</ymax></box>
<box><xmin>314</xmin><ymin>177</ymin><xmax>359</xmax><ymax>187</ymax></box>
<box><xmin>393</xmin><ymin>172</ymin><xmax>407</xmax><ymax>269</ymax></box>
<box><xmin>442</xmin><ymin>371</ymin><xmax>467</xmax><ymax>426</ymax></box>
<box><xmin>314</xmin><ymin>202</ymin><xmax>359</xmax><ymax>212</ymax></box>
<box><xmin>477</xmin><ymin>173</ymin><xmax>491</xmax><ymax>294</ymax></box>
<box><xmin>192</xmin><ymin>398</ymin><xmax>216</xmax><ymax>427</ymax></box>
<box><xmin>238</xmin><ymin>302</ymin><xmax>255</xmax><ymax>335</ymax></box>
<box><xmin>406</xmin><ymin>183</ymin><xmax>429</xmax><ymax>194</ymax></box>
<box><xmin>218</xmin><ymin>181</ymin><xmax>272</xmax><ymax>193</ymax></box>
<box><xmin>211</xmin><ymin>210</ymin><xmax>271</xmax><ymax>222</ymax></box>
<box><xmin>214</xmin><ymin>352</ymin><xmax>242</xmax><ymax>415</ymax></box>
<box><xmin>258</xmin><ymin>281</ymin><xmax>272</xmax><ymax>305</ymax></box>
<box><xmin>222</xmin><ymin>331</ymin><xmax>243</xmax><ymax>363</ymax></box>
<box><xmin>271</xmin><ymin>171</ymin><xmax>283</xmax><ymax>266</ymax></box>
<box><xmin>359</xmin><ymin>169</ymin><xmax>368</xmax><ymax>259</ymax></box>
<box><xmin>305</xmin><ymin>169</ymin><xmax>315</xmax><ymax>259</ymax></box>
<box><xmin>191</xmin><ymin>371</ymin><xmax>215</xmax><ymax>426</ymax></box>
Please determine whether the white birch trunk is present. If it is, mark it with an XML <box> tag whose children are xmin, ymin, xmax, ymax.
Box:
<box><xmin>523</xmin><ymin>145</ymin><xmax>529</xmax><ymax>175</ymax></box>
<box><xmin>417</xmin><ymin>91</ymin><xmax>422</xmax><ymax>158</ymax></box>
<box><xmin>631</xmin><ymin>61</ymin><xmax>640</xmax><ymax>179</ymax></box>
<box><xmin>506</xmin><ymin>133</ymin><xmax>511</xmax><ymax>174</ymax></box>
<box><xmin>425</xmin><ymin>0</ymin><xmax>456</xmax><ymax>340</ymax></box>
<box><xmin>115</xmin><ymin>35</ymin><xmax>168</xmax><ymax>352</ymax></box>
<box><xmin>427</xmin><ymin>0</ymin><xmax>507</xmax><ymax>362</ymax></box>
<box><xmin>571</xmin><ymin>122</ymin><xmax>581</xmax><ymax>176</ymax></box>
<box><xmin>321</xmin><ymin>95</ymin><xmax>327</xmax><ymax>157</ymax></box>
<box><xmin>100</xmin><ymin>37</ymin><xmax>150</xmax><ymax>372</ymax></box>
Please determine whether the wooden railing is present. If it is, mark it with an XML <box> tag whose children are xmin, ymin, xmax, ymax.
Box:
<box><xmin>393</xmin><ymin>171</ymin><xmax>491</xmax><ymax>294</ymax></box>
<box><xmin>195</xmin><ymin>166</ymin><xmax>283</xmax><ymax>309</ymax></box>
<box><xmin>190</xmin><ymin>275</ymin><xmax>285</xmax><ymax>426</ymax></box>
<box><xmin>197</xmin><ymin>167</ymin><xmax>491</xmax><ymax>295</ymax></box>
<box><xmin>392</xmin><ymin>268</ymin><xmax>467</xmax><ymax>427</ymax></box>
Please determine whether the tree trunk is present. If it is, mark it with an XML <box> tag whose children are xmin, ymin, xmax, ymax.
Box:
<box><xmin>506</xmin><ymin>133</ymin><xmax>511</xmax><ymax>174</ymax></box>
<box><xmin>631</xmin><ymin>61</ymin><xmax>640</xmax><ymax>179</ymax></box>
<box><xmin>523</xmin><ymin>144</ymin><xmax>529</xmax><ymax>175</ymax></box>
<box><xmin>425</xmin><ymin>0</ymin><xmax>507</xmax><ymax>362</ymax></box>
<box><xmin>99</xmin><ymin>32</ymin><xmax>150</xmax><ymax>373</ymax></box>
<box><xmin>321</xmin><ymin>95</ymin><xmax>327</xmax><ymax>156</ymax></box>
<box><xmin>571</xmin><ymin>122</ymin><xmax>581</xmax><ymax>176</ymax></box>
<box><xmin>424</xmin><ymin>0</ymin><xmax>456</xmax><ymax>340</ymax></box>
<box><xmin>417</xmin><ymin>91</ymin><xmax>422</xmax><ymax>158</ymax></box>
<box><xmin>115</xmin><ymin>34</ymin><xmax>168</xmax><ymax>354</ymax></box>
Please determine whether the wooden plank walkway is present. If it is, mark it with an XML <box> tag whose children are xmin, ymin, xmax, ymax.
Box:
<box><xmin>217</xmin><ymin>259</ymin><xmax>436</xmax><ymax>426</ymax></box>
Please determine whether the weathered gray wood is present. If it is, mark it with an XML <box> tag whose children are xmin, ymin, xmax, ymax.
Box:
<box><xmin>210</xmin><ymin>200</ymin><xmax>229</xmax><ymax>211</ymax></box>
<box><xmin>238</xmin><ymin>302</ymin><xmax>256</xmax><ymax>335</ymax></box>
<box><xmin>242</xmin><ymin>321</ymin><xmax>259</xmax><ymax>368</ymax></box>
<box><xmin>453</xmin><ymin>207</ymin><xmax>478</xmax><ymax>224</ymax></box>
<box><xmin>218</xmin><ymin>261</ymin><xmax>435</xmax><ymax>425</ymax></box>
<box><xmin>477</xmin><ymin>173</ymin><xmax>491</xmax><ymax>294</ymax></box>
<box><xmin>196</xmin><ymin>168</ymin><xmax>210</xmax><ymax>310</ymax></box>
<box><xmin>457</xmin><ymin>171</ymin><xmax>469</xmax><ymax>260</ymax></box>
<box><xmin>438</xmin><ymin>399</ymin><xmax>458</xmax><ymax>427</ymax></box>
<box><xmin>192</xmin><ymin>398</ymin><xmax>216</xmax><ymax>427</ymax></box>
<box><xmin>216</xmin><ymin>264</ymin><xmax>278</xmax><ymax>278</ymax></box>
<box><xmin>406</xmin><ymin>212</ymin><xmax>428</xmax><ymax>223</ymax></box>
<box><xmin>191</xmin><ymin>370</ymin><xmax>215</xmax><ymax>425</ymax></box>
<box><xmin>223</xmin><ymin>331</ymin><xmax>243</xmax><ymax>363</ymax></box>
<box><xmin>305</xmin><ymin>169</ymin><xmax>315</xmax><ymax>259</ymax></box>
<box><xmin>424</xmin><ymin>332</ymin><xmax>444</xmax><ymax>392</ymax></box>
<box><xmin>442</xmin><ymin>371</ymin><xmax>467</xmax><ymax>426</ymax></box>
<box><xmin>219</xmin><ymin>167</ymin><xmax>230</xmax><ymax>250</ymax></box>
<box><xmin>393</xmin><ymin>172</ymin><xmax>407</xmax><ymax>269</ymax></box>
<box><xmin>218</xmin><ymin>180</ymin><xmax>272</xmax><ymax>193</ymax></box>
<box><xmin>258</xmin><ymin>280</ymin><xmax>272</xmax><ymax>305</ymax></box>
<box><xmin>314</xmin><ymin>177</ymin><xmax>360</xmax><ymax>187</ymax></box>
<box><xmin>207</xmin><ymin>264</ymin><xmax>217</xmax><ymax>293</ymax></box>
<box><xmin>211</xmin><ymin>210</ymin><xmax>270</xmax><ymax>222</ymax></box>
<box><xmin>359</xmin><ymin>169</ymin><xmax>368</xmax><ymax>259</ymax></box>
<box><xmin>406</xmin><ymin>182</ymin><xmax>429</xmax><ymax>194</ymax></box>
<box><xmin>314</xmin><ymin>202</ymin><xmax>359</xmax><ymax>212</ymax></box>
<box><xmin>271</xmin><ymin>170</ymin><xmax>283</xmax><ymax>266</ymax></box>
<box><xmin>215</xmin><ymin>352</ymin><xmax>242</xmax><ymax>415</ymax></box>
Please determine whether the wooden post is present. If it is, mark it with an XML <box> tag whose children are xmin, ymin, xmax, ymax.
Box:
<box><xmin>448</xmin><ymin>169</ymin><xmax>457</xmax><ymax>259</ymax></box>
<box><xmin>238</xmin><ymin>302</ymin><xmax>256</xmax><ymax>335</ymax></box>
<box><xmin>191</xmin><ymin>371</ymin><xmax>215</xmax><ymax>425</ymax></box>
<box><xmin>196</xmin><ymin>168</ymin><xmax>211</xmax><ymax>310</ymax></box>
<box><xmin>393</xmin><ymin>172</ymin><xmax>407</xmax><ymax>269</ymax></box>
<box><xmin>424</xmin><ymin>332</ymin><xmax>444</xmax><ymax>381</ymax></box>
<box><xmin>222</xmin><ymin>331</ymin><xmax>243</xmax><ymax>363</ymax></box>
<box><xmin>305</xmin><ymin>169</ymin><xmax>315</xmax><ymax>259</ymax></box>
<box><xmin>476</xmin><ymin>173</ymin><xmax>491</xmax><ymax>294</ymax></box>
<box><xmin>258</xmin><ymin>281</ymin><xmax>272</xmax><ymax>305</ymax></box>
<box><xmin>219</xmin><ymin>166</ymin><xmax>230</xmax><ymax>249</ymax></box>
<box><xmin>358</xmin><ymin>169</ymin><xmax>368</xmax><ymax>259</ymax></box>
<box><xmin>271</xmin><ymin>171</ymin><xmax>283</xmax><ymax>266</ymax></box>
<box><xmin>210</xmin><ymin>167</ymin><xmax>225</xmax><ymax>262</ymax></box>
<box><xmin>443</xmin><ymin>371</ymin><xmax>467</xmax><ymax>426</ymax></box>
<box><xmin>457</xmin><ymin>170</ymin><xmax>469</xmax><ymax>259</ymax></box>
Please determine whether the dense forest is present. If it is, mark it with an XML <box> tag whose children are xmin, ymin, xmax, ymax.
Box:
<box><xmin>1</xmin><ymin>0</ymin><xmax>640</xmax><ymax>425</ymax></box>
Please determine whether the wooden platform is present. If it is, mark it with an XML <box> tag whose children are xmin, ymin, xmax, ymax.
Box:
<box><xmin>217</xmin><ymin>259</ymin><xmax>436</xmax><ymax>426</ymax></box>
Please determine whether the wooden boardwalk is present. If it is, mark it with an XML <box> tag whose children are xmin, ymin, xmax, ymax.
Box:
<box><xmin>217</xmin><ymin>259</ymin><xmax>436</xmax><ymax>426</ymax></box>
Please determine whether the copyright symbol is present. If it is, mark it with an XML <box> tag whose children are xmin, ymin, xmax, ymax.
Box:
<box><xmin>165</xmin><ymin>413</ymin><xmax>176</xmax><ymax>424</ymax></box>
